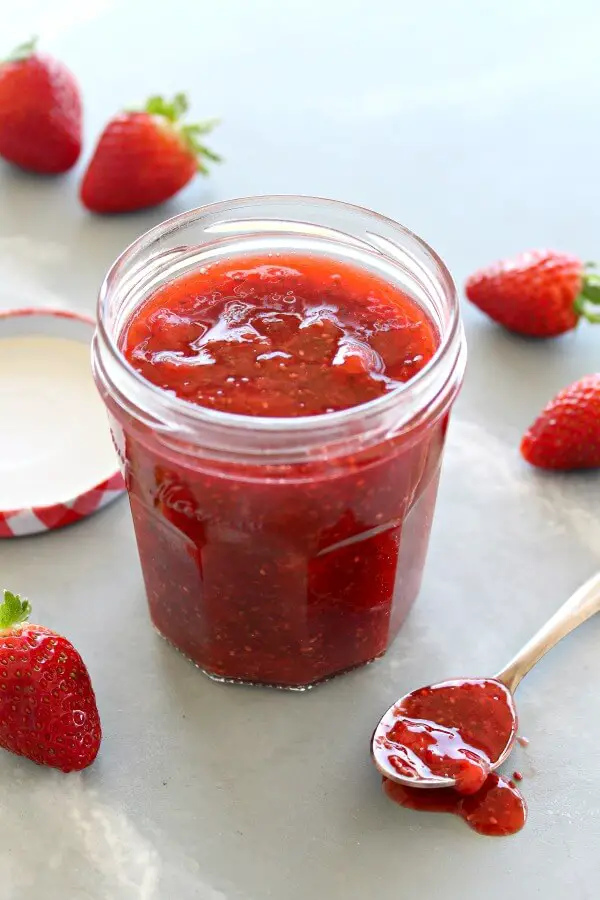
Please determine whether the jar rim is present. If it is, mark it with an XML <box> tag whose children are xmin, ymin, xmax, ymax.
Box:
<box><xmin>95</xmin><ymin>195</ymin><xmax>466</xmax><ymax>457</ymax></box>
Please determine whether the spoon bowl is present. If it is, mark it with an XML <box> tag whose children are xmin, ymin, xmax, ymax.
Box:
<box><xmin>372</xmin><ymin>571</ymin><xmax>600</xmax><ymax>790</ymax></box>
<box><xmin>372</xmin><ymin>677</ymin><xmax>518</xmax><ymax>789</ymax></box>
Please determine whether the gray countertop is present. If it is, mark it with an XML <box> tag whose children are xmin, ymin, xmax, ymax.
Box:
<box><xmin>1</xmin><ymin>1</ymin><xmax>599</xmax><ymax>898</ymax></box>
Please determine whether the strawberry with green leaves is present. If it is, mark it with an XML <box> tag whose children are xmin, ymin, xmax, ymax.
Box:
<box><xmin>0</xmin><ymin>590</ymin><xmax>101</xmax><ymax>772</ymax></box>
<box><xmin>0</xmin><ymin>37</ymin><xmax>82</xmax><ymax>173</ymax></box>
<box><xmin>521</xmin><ymin>374</ymin><xmax>600</xmax><ymax>470</ymax></box>
<box><xmin>80</xmin><ymin>93</ymin><xmax>221</xmax><ymax>213</ymax></box>
<box><xmin>465</xmin><ymin>250</ymin><xmax>600</xmax><ymax>338</ymax></box>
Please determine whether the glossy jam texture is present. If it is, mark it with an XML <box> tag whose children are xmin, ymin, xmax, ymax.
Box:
<box><xmin>124</xmin><ymin>255</ymin><xmax>437</xmax><ymax>417</ymax></box>
<box><xmin>383</xmin><ymin>773</ymin><xmax>527</xmax><ymax>838</ymax></box>
<box><xmin>118</xmin><ymin>254</ymin><xmax>446</xmax><ymax>688</ymax></box>
<box><xmin>376</xmin><ymin>678</ymin><xmax>526</xmax><ymax>836</ymax></box>
<box><xmin>374</xmin><ymin>678</ymin><xmax>517</xmax><ymax>794</ymax></box>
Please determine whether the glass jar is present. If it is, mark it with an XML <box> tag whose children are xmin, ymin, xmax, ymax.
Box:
<box><xmin>92</xmin><ymin>196</ymin><xmax>466</xmax><ymax>689</ymax></box>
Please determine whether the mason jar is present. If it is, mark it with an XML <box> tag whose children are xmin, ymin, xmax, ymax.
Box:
<box><xmin>92</xmin><ymin>196</ymin><xmax>466</xmax><ymax>689</ymax></box>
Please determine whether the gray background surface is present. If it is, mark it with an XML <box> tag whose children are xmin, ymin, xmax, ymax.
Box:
<box><xmin>1</xmin><ymin>1</ymin><xmax>599</xmax><ymax>897</ymax></box>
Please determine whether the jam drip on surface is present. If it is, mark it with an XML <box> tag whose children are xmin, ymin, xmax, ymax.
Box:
<box><xmin>383</xmin><ymin>773</ymin><xmax>527</xmax><ymax>837</ymax></box>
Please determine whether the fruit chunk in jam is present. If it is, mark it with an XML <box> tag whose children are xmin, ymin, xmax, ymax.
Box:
<box><xmin>120</xmin><ymin>254</ymin><xmax>445</xmax><ymax>687</ymax></box>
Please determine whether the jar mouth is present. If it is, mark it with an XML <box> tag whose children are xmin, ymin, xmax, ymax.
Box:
<box><xmin>95</xmin><ymin>195</ymin><xmax>466</xmax><ymax>459</ymax></box>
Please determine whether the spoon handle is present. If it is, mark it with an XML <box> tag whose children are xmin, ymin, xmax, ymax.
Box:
<box><xmin>495</xmin><ymin>571</ymin><xmax>600</xmax><ymax>693</ymax></box>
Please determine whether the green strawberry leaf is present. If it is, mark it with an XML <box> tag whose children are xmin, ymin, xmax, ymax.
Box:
<box><xmin>180</xmin><ymin>124</ymin><xmax>222</xmax><ymax>173</ymax></box>
<box><xmin>575</xmin><ymin>270</ymin><xmax>600</xmax><ymax>323</ymax></box>
<box><xmin>4</xmin><ymin>37</ymin><xmax>38</xmax><ymax>64</ymax></box>
<box><xmin>580</xmin><ymin>274</ymin><xmax>600</xmax><ymax>304</ymax></box>
<box><xmin>0</xmin><ymin>590</ymin><xmax>32</xmax><ymax>629</ymax></box>
<box><xmin>140</xmin><ymin>93</ymin><xmax>222</xmax><ymax>174</ymax></box>
<box><xmin>145</xmin><ymin>92</ymin><xmax>189</xmax><ymax>122</ymax></box>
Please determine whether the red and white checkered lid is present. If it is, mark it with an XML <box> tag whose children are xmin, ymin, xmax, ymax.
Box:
<box><xmin>0</xmin><ymin>307</ymin><xmax>125</xmax><ymax>538</ymax></box>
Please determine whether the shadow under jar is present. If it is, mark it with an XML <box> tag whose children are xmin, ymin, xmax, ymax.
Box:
<box><xmin>92</xmin><ymin>196</ymin><xmax>466</xmax><ymax>689</ymax></box>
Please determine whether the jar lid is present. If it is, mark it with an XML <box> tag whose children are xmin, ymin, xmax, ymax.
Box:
<box><xmin>0</xmin><ymin>308</ymin><xmax>125</xmax><ymax>538</ymax></box>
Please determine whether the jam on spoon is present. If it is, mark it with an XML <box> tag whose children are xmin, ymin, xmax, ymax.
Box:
<box><xmin>374</xmin><ymin>678</ymin><xmax>517</xmax><ymax>795</ymax></box>
<box><xmin>372</xmin><ymin>571</ymin><xmax>600</xmax><ymax>836</ymax></box>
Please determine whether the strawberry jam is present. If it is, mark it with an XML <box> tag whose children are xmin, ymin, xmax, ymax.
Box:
<box><xmin>124</xmin><ymin>256</ymin><xmax>437</xmax><ymax>416</ymax></box>
<box><xmin>375</xmin><ymin>678</ymin><xmax>526</xmax><ymax>836</ymax></box>
<box><xmin>374</xmin><ymin>679</ymin><xmax>517</xmax><ymax>794</ymax></box>
<box><xmin>118</xmin><ymin>253</ymin><xmax>447</xmax><ymax>687</ymax></box>
<box><xmin>383</xmin><ymin>773</ymin><xmax>527</xmax><ymax>837</ymax></box>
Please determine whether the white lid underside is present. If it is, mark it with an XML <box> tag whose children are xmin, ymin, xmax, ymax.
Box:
<box><xmin>0</xmin><ymin>334</ymin><xmax>118</xmax><ymax>509</ymax></box>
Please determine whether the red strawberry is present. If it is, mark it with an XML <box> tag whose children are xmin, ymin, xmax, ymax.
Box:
<box><xmin>521</xmin><ymin>374</ymin><xmax>600</xmax><ymax>470</ymax></box>
<box><xmin>0</xmin><ymin>590</ymin><xmax>101</xmax><ymax>772</ymax></box>
<box><xmin>465</xmin><ymin>250</ymin><xmax>600</xmax><ymax>338</ymax></box>
<box><xmin>0</xmin><ymin>37</ymin><xmax>82</xmax><ymax>174</ymax></box>
<box><xmin>80</xmin><ymin>93</ymin><xmax>220</xmax><ymax>213</ymax></box>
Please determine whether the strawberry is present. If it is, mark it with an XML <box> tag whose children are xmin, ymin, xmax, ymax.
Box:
<box><xmin>0</xmin><ymin>37</ymin><xmax>82</xmax><ymax>174</ymax></box>
<box><xmin>465</xmin><ymin>250</ymin><xmax>600</xmax><ymax>338</ymax></box>
<box><xmin>521</xmin><ymin>374</ymin><xmax>600</xmax><ymax>470</ymax></box>
<box><xmin>0</xmin><ymin>590</ymin><xmax>101</xmax><ymax>772</ymax></box>
<box><xmin>80</xmin><ymin>93</ymin><xmax>220</xmax><ymax>213</ymax></box>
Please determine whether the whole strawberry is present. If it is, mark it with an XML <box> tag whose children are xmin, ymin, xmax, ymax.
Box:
<box><xmin>521</xmin><ymin>374</ymin><xmax>600</xmax><ymax>470</ymax></box>
<box><xmin>0</xmin><ymin>590</ymin><xmax>101</xmax><ymax>772</ymax></box>
<box><xmin>465</xmin><ymin>250</ymin><xmax>600</xmax><ymax>338</ymax></box>
<box><xmin>0</xmin><ymin>38</ymin><xmax>82</xmax><ymax>173</ymax></box>
<box><xmin>80</xmin><ymin>93</ymin><xmax>220</xmax><ymax>213</ymax></box>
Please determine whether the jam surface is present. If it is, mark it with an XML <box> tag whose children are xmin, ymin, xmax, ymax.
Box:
<box><xmin>383</xmin><ymin>773</ymin><xmax>527</xmax><ymax>838</ymax></box>
<box><xmin>376</xmin><ymin>678</ymin><xmax>526</xmax><ymax>836</ymax></box>
<box><xmin>124</xmin><ymin>255</ymin><xmax>437</xmax><ymax>417</ymax></box>
<box><xmin>374</xmin><ymin>678</ymin><xmax>517</xmax><ymax>794</ymax></box>
<box><xmin>117</xmin><ymin>254</ymin><xmax>448</xmax><ymax>688</ymax></box>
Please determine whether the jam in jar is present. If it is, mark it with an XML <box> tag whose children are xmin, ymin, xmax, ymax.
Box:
<box><xmin>93</xmin><ymin>196</ymin><xmax>466</xmax><ymax>688</ymax></box>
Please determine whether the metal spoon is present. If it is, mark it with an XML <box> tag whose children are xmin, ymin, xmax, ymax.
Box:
<box><xmin>372</xmin><ymin>571</ymin><xmax>600</xmax><ymax>789</ymax></box>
